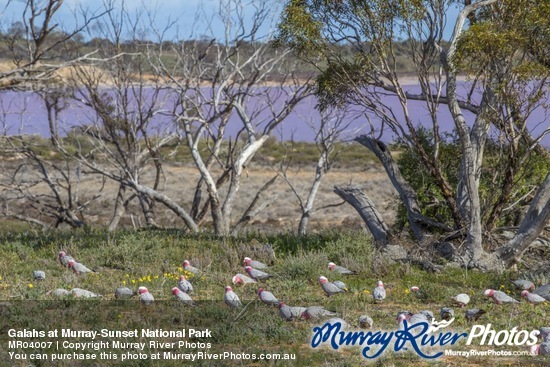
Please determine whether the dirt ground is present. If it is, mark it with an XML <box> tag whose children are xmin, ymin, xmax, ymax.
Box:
<box><xmin>1</xmin><ymin>158</ymin><xmax>398</xmax><ymax>233</ymax></box>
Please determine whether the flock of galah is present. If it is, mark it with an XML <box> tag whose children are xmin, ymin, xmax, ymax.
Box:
<box><xmin>42</xmin><ymin>251</ymin><xmax>550</xmax><ymax>355</ymax></box>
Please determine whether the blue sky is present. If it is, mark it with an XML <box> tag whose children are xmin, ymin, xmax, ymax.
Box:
<box><xmin>2</xmin><ymin>0</ymin><xmax>460</xmax><ymax>41</ymax></box>
<box><xmin>1</xmin><ymin>0</ymin><xmax>283</xmax><ymax>41</ymax></box>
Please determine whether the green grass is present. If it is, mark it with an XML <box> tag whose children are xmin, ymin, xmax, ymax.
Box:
<box><xmin>0</xmin><ymin>229</ymin><xmax>547</xmax><ymax>366</ymax></box>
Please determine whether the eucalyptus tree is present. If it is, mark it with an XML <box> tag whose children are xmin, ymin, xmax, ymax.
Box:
<box><xmin>154</xmin><ymin>0</ymin><xmax>312</xmax><ymax>235</ymax></box>
<box><xmin>0</xmin><ymin>0</ymin><xmax>109</xmax><ymax>228</ymax></box>
<box><xmin>277</xmin><ymin>0</ymin><xmax>550</xmax><ymax>269</ymax></box>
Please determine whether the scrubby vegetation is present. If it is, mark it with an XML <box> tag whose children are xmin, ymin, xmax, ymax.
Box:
<box><xmin>0</xmin><ymin>229</ymin><xmax>547</xmax><ymax>366</ymax></box>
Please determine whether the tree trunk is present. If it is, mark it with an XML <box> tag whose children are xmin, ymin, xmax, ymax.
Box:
<box><xmin>497</xmin><ymin>172</ymin><xmax>550</xmax><ymax>267</ymax></box>
<box><xmin>440</xmin><ymin>0</ymin><xmax>498</xmax><ymax>261</ymax></box>
<box><xmin>231</xmin><ymin>175</ymin><xmax>278</xmax><ymax>236</ymax></box>
<box><xmin>334</xmin><ymin>185</ymin><xmax>390</xmax><ymax>245</ymax></box>
<box><xmin>108</xmin><ymin>184</ymin><xmax>128</xmax><ymax>231</ymax></box>
<box><xmin>221</xmin><ymin>135</ymin><xmax>270</xmax><ymax>234</ymax></box>
<box><xmin>298</xmin><ymin>150</ymin><xmax>327</xmax><ymax>236</ymax></box>
<box><xmin>355</xmin><ymin>135</ymin><xmax>450</xmax><ymax>240</ymax></box>
<box><xmin>129</xmin><ymin>181</ymin><xmax>198</xmax><ymax>232</ymax></box>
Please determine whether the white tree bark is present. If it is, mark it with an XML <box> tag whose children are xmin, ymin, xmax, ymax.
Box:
<box><xmin>497</xmin><ymin>172</ymin><xmax>550</xmax><ymax>266</ymax></box>
<box><xmin>334</xmin><ymin>185</ymin><xmax>390</xmax><ymax>244</ymax></box>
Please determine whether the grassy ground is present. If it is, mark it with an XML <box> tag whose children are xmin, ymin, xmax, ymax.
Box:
<box><xmin>0</xmin><ymin>229</ymin><xmax>548</xmax><ymax>366</ymax></box>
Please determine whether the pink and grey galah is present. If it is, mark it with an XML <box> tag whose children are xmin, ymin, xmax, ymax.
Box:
<box><xmin>373</xmin><ymin>280</ymin><xmax>386</xmax><ymax>301</ymax></box>
<box><xmin>58</xmin><ymin>251</ymin><xmax>74</xmax><ymax>267</ymax></box>
<box><xmin>301</xmin><ymin>306</ymin><xmax>338</xmax><ymax>320</ymax></box>
<box><xmin>232</xmin><ymin>273</ymin><xmax>257</xmax><ymax>286</ymax></box>
<box><xmin>258</xmin><ymin>288</ymin><xmax>279</xmax><ymax>306</ymax></box>
<box><xmin>465</xmin><ymin>308</ymin><xmax>486</xmax><ymax>322</ymax></box>
<box><xmin>319</xmin><ymin>276</ymin><xmax>345</xmax><ymax>297</ymax></box>
<box><xmin>358</xmin><ymin>315</ymin><xmax>373</xmax><ymax>328</ymax></box>
<box><xmin>451</xmin><ymin>293</ymin><xmax>470</xmax><ymax>307</ymax></box>
<box><xmin>138</xmin><ymin>286</ymin><xmax>154</xmax><ymax>305</ymax></box>
<box><xmin>244</xmin><ymin>266</ymin><xmax>273</xmax><ymax>281</ymax></box>
<box><xmin>115</xmin><ymin>287</ymin><xmax>135</xmax><ymax>299</ymax></box>
<box><xmin>48</xmin><ymin>288</ymin><xmax>71</xmax><ymax>298</ymax></box>
<box><xmin>511</xmin><ymin>279</ymin><xmax>535</xmax><ymax>291</ymax></box>
<box><xmin>224</xmin><ymin>286</ymin><xmax>242</xmax><ymax>308</ymax></box>
<box><xmin>333</xmin><ymin>280</ymin><xmax>349</xmax><ymax>292</ymax></box>
<box><xmin>177</xmin><ymin>275</ymin><xmax>194</xmax><ymax>294</ymax></box>
<box><xmin>521</xmin><ymin>290</ymin><xmax>547</xmax><ymax>305</ymax></box>
<box><xmin>172</xmin><ymin>287</ymin><xmax>195</xmax><ymax>306</ymax></box>
<box><xmin>33</xmin><ymin>271</ymin><xmax>45</xmax><ymax>281</ymax></box>
<box><xmin>440</xmin><ymin>307</ymin><xmax>454</xmax><ymax>320</ymax></box>
<box><xmin>182</xmin><ymin>260</ymin><xmax>201</xmax><ymax>275</ymax></box>
<box><xmin>278</xmin><ymin>302</ymin><xmax>306</xmax><ymax>321</ymax></box>
<box><xmin>68</xmin><ymin>259</ymin><xmax>93</xmax><ymax>274</ymax></box>
<box><xmin>408</xmin><ymin>312</ymin><xmax>430</xmax><ymax>325</ymax></box>
<box><xmin>244</xmin><ymin>257</ymin><xmax>268</xmax><ymax>269</ymax></box>
<box><xmin>71</xmin><ymin>288</ymin><xmax>101</xmax><ymax>298</ymax></box>
<box><xmin>483</xmin><ymin>289</ymin><xmax>519</xmax><ymax>304</ymax></box>
<box><xmin>328</xmin><ymin>262</ymin><xmax>356</xmax><ymax>275</ymax></box>
<box><xmin>534</xmin><ymin>283</ymin><xmax>550</xmax><ymax>300</ymax></box>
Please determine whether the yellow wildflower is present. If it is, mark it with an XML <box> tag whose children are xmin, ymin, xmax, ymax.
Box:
<box><xmin>122</xmin><ymin>280</ymin><xmax>127</xmax><ymax>285</ymax></box>
<box><xmin>28</xmin><ymin>283</ymin><xmax>34</xmax><ymax>289</ymax></box>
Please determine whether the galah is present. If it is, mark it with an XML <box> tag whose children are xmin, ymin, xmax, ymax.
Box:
<box><xmin>232</xmin><ymin>273</ymin><xmax>257</xmax><ymax>286</ymax></box>
<box><xmin>115</xmin><ymin>287</ymin><xmax>135</xmax><ymax>299</ymax></box>
<box><xmin>49</xmin><ymin>288</ymin><xmax>71</xmax><ymax>298</ymax></box>
<box><xmin>68</xmin><ymin>259</ymin><xmax>93</xmax><ymax>274</ymax></box>
<box><xmin>58</xmin><ymin>251</ymin><xmax>74</xmax><ymax>267</ymax></box>
<box><xmin>465</xmin><ymin>308</ymin><xmax>486</xmax><ymax>322</ymax></box>
<box><xmin>521</xmin><ymin>290</ymin><xmax>547</xmax><ymax>305</ymax></box>
<box><xmin>534</xmin><ymin>284</ymin><xmax>550</xmax><ymax>300</ymax></box>
<box><xmin>278</xmin><ymin>302</ymin><xmax>306</xmax><ymax>321</ymax></box>
<box><xmin>244</xmin><ymin>257</ymin><xmax>268</xmax><ymax>269</ymax></box>
<box><xmin>410</xmin><ymin>286</ymin><xmax>428</xmax><ymax>300</ymax></box>
<box><xmin>224</xmin><ymin>286</ymin><xmax>242</xmax><ymax>308</ymax></box>
<box><xmin>333</xmin><ymin>280</ymin><xmax>349</xmax><ymax>292</ymax></box>
<box><xmin>71</xmin><ymin>288</ymin><xmax>101</xmax><ymax>298</ymax></box>
<box><xmin>419</xmin><ymin>310</ymin><xmax>434</xmax><ymax>320</ymax></box>
<box><xmin>244</xmin><ymin>266</ymin><xmax>273</xmax><ymax>281</ymax></box>
<box><xmin>539</xmin><ymin>327</ymin><xmax>550</xmax><ymax>342</ymax></box>
<box><xmin>440</xmin><ymin>307</ymin><xmax>454</xmax><ymax>320</ymax></box>
<box><xmin>483</xmin><ymin>289</ymin><xmax>519</xmax><ymax>304</ymax></box>
<box><xmin>373</xmin><ymin>280</ymin><xmax>386</xmax><ymax>301</ymax></box>
<box><xmin>182</xmin><ymin>260</ymin><xmax>201</xmax><ymax>275</ymax></box>
<box><xmin>396</xmin><ymin>311</ymin><xmax>413</xmax><ymax>322</ymax></box>
<box><xmin>177</xmin><ymin>275</ymin><xmax>194</xmax><ymax>294</ymax></box>
<box><xmin>409</xmin><ymin>312</ymin><xmax>430</xmax><ymax>325</ymax></box>
<box><xmin>302</xmin><ymin>306</ymin><xmax>338</xmax><ymax>320</ymax></box>
<box><xmin>33</xmin><ymin>271</ymin><xmax>45</xmax><ymax>281</ymax></box>
<box><xmin>530</xmin><ymin>342</ymin><xmax>550</xmax><ymax>355</ymax></box>
<box><xmin>319</xmin><ymin>276</ymin><xmax>345</xmax><ymax>297</ymax></box>
<box><xmin>172</xmin><ymin>287</ymin><xmax>195</xmax><ymax>306</ymax></box>
<box><xmin>511</xmin><ymin>279</ymin><xmax>535</xmax><ymax>291</ymax></box>
<box><xmin>358</xmin><ymin>315</ymin><xmax>373</xmax><ymax>328</ymax></box>
<box><xmin>451</xmin><ymin>293</ymin><xmax>470</xmax><ymax>307</ymax></box>
<box><xmin>258</xmin><ymin>288</ymin><xmax>279</xmax><ymax>306</ymax></box>
<box><xmin>328</xmin><ymin>262</ymin><xmax>356</xmax><ymax>275</ymax></box>
<box><xmin>138</xmin><ymin>286</ymin><xmax>154</xmax><ymax>305</ymax></box>
<box><xmin>397</xmin><ymin>313</ymin><xmax>408</xmax><ymax>328</ymax></box>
